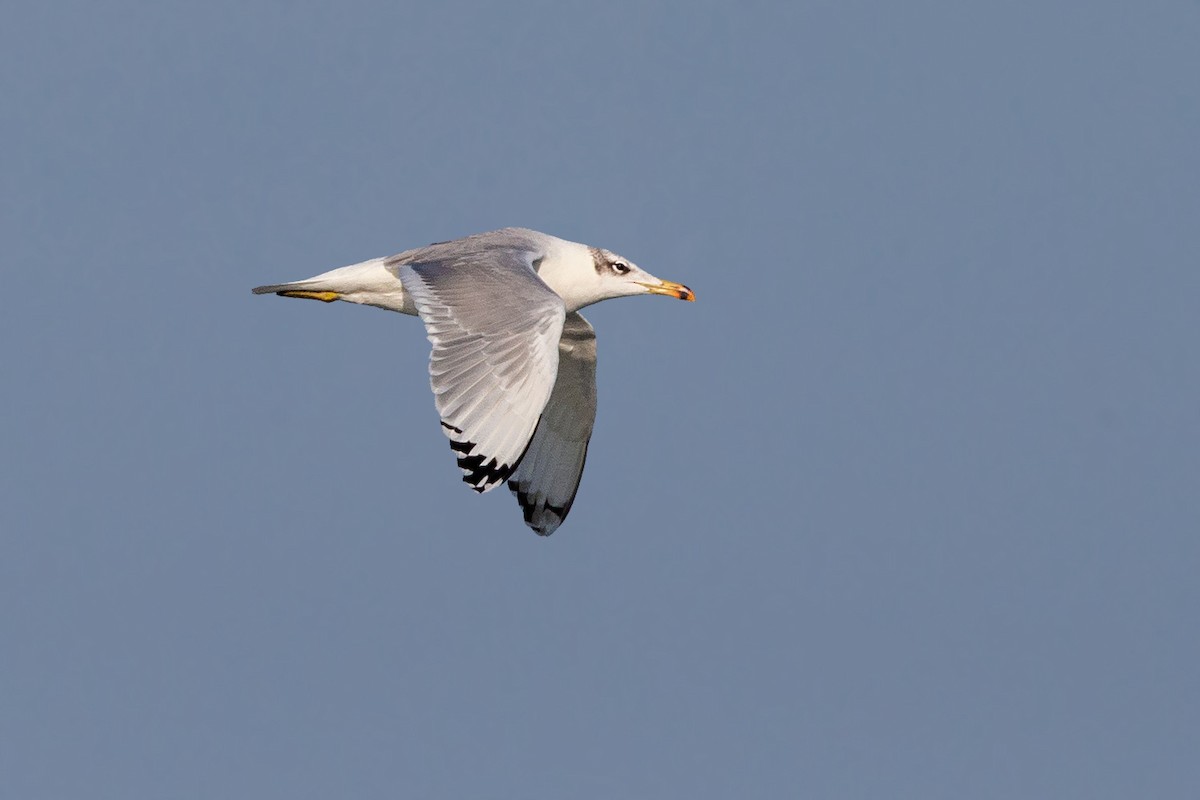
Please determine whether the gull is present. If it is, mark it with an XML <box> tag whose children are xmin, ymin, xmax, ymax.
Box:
<box><xmin>252</xmin><ymin>227</ymin><xmax>694</xmax><ymax>536</ymax></box>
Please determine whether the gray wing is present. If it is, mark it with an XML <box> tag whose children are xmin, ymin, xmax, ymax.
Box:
<box><xmin>397</xmin><ymin>243</ymin><xmax>566</xmax><ymax>493</ymax></box>
<box><xmin>507</xmin><ymin>312</ymin><xmax>597</xmax><ymax>535</ymax></box>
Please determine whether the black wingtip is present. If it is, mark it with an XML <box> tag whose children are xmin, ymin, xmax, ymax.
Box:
<box><xmin>456</xmin><ymin>451</ymin><xmax>517</xmax><ymax>489</ymax></box>
<box><xmin>507</xmin><ymin>480</ymin><xmax>570</xmax><ymax>536</ymax></box>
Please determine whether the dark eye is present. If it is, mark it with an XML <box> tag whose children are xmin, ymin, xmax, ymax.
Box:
<box><xmin>611</xmin><ymin>262</ymin><xmax>631</xmax><ymax>275</ymax></box>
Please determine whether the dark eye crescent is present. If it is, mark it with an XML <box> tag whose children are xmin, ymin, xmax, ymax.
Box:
<box><xmin>611</xmin><ymin>262</ymin><xmax>630</xmax><ymax>275</ymax></box>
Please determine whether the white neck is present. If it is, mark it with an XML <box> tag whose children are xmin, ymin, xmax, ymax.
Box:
<box><xmin>533</xmin><ymin>239</ymin><xmax>604</xmax><ymax>313</ymax></box>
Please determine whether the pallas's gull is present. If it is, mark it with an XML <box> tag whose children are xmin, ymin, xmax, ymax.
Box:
<box><xmin>253</xmin><ymin>227</ymin><xmax>694</xmax><ymax>535</ymax></box>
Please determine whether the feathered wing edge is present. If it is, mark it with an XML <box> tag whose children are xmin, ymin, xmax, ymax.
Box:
<box><xmin>507</xmin><ymin>312</ymin><xmax>598</xmax><ymax>535</ymax></box>
<box><xmin>396</xmin><ymin>247</ymin><xmax>566</xmax><ymax>493</ymax></box>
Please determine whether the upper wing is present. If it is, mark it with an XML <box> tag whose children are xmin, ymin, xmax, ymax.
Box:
<box><xmin>507</xmin><ymin>312</ymin><xmax>598</xmax><ymax>535</ymax></box>
<box><xmin>397</xmin><ymin>246</ymin><xmax>566</xmax><ymax>493</ymax></box>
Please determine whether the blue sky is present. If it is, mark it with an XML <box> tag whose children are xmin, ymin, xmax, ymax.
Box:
<box><xmin>2</xmin><ymin>2</ymin><xmax>1197</xmax><ymax>797</ymax></box>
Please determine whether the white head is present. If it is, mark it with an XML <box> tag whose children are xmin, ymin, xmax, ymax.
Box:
<box><xmin>534</xmin><ymin>238</ymin><xmax>696</xmax><ymax>312</ymax></box>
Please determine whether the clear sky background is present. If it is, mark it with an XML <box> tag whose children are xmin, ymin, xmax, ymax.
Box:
<box><xmin>2</xmin><ymin>2</ymin><xmax>1197</xmax><ymax>797</ymax></box>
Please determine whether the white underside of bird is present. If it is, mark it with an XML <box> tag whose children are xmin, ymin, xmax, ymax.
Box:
<box><xmin>253</xmin><ymin>227</ymin><xmax>694</xmax><ymax>536</ymax></box>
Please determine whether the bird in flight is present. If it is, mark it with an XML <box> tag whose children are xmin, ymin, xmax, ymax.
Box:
<box><xmin>253</xmin><ymin>227</ymin><xmax>694</xmax><ymax>535</ymax></box>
